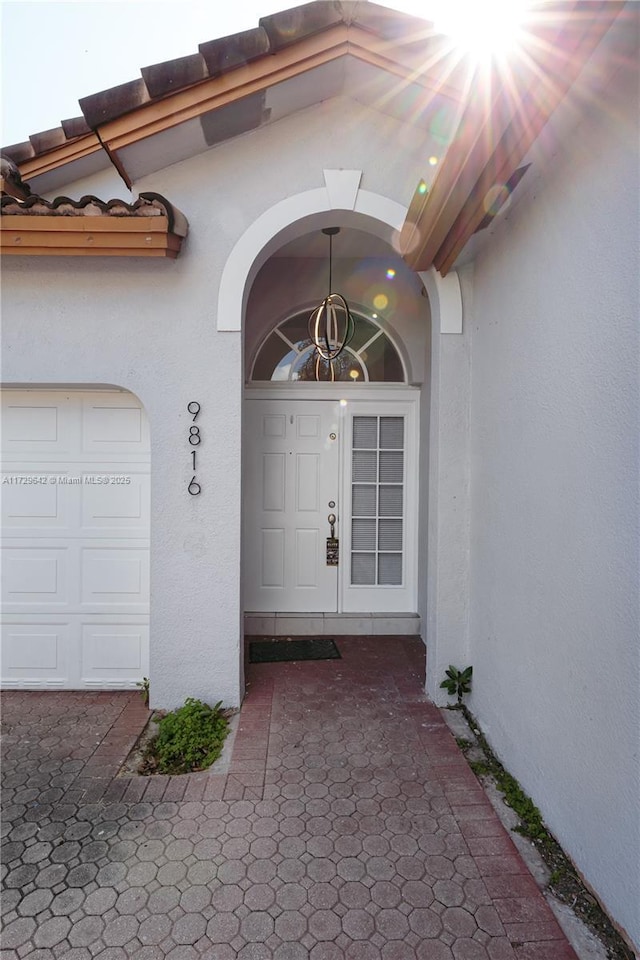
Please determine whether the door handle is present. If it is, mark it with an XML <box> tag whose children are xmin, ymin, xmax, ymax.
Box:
<box><xmin>328</xmin><ymin>513</ymin><xmax>336</xmax><ymax>538</ymax></box>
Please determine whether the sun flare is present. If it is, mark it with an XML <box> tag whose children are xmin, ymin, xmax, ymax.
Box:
<box><xmin>400</xmin><ymin>0</ymin><xmax>531</xmax><ymax>61</ymax></box>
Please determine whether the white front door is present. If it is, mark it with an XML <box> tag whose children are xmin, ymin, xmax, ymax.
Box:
<box><xmin>243</xmin><ymin>393</ymin><xmax>419</xmax><ymax>615</ymax></box>
<box><xmin>243</xmin><ymin>400</ymin><xmax>340</xmax><ymax>612</ymax></box>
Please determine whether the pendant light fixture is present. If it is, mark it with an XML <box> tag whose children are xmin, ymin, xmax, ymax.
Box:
<box><xmin>308</xmin><ymin>227</ymin><xmax>355</xmax><ymax>381</ymax></box>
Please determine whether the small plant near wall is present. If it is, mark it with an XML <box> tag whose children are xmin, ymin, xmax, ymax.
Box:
<box><xmin>150</xmin><ymin>698</ymin><xmax>229</xmax><ymax>775</ymax></box>
<box><xmin>440</xmin><ymin>665</ymin><xmax>473</xmax><ymax>705</ymax></box>
<box><xmin>136</xmin><ymin>677</ymin><xmax>150</xmax><ymax>706</ymax></box>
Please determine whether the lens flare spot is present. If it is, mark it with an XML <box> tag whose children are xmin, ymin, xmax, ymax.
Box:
<box><xmin>373</xmin><ymin>293</ymin><xmax>389</xmax><ymax>311</ymax></box>
<box><xmin>483</xmin><ymin>184</ymin><xmax>512</xmax><ymax>216</ymax></box>
<box><xmin>417</xmin><ymin>180</ymin><xmax>428</xmax><ymax>195</ymax></box>
<box><xmin>339</xmin><ymin>399</ymin><xmax>348</xmax><ymax>407</ymax></box>
<box><xmin>349</xmin><ymin>369</ymin><xmax>360</xmax><ymax>380</ymax></box>
<box><xmin>429</xmin><ymin>156</ymin><xmax>439</xmax><ymax>166</ymax></box>
<box><xmin>386</xmin><ymin>268</ymin><xmax>396</xmax><ymax>280</ymax></box>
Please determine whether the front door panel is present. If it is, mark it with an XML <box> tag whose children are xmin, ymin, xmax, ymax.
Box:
<box><xmin>244</xmin><ymin>400</ymin><xmax>339</xmax><ymax>612</ymax></box>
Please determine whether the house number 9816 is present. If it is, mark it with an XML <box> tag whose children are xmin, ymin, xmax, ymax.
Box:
<box><xmin>187</xmin><ymin>402</ymin><xmax>202</xmax><ymax>495</ymax></box>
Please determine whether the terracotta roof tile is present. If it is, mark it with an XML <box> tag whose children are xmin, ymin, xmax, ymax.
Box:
<box><xmin>141</xmin><ymin>52</ymin><xmax>208</xmax><ymax>99</ymax></box>
<box><xmin>349</xmin><ymin>3</ymin><xmax>424</xmax><ymax>38</ymax></box>
<box><xmin>199</xmin><ymin>27</ymin><xmax>271</xmax><ymax>77</ymax></box>
<box><xmin>259</xmin><ymin>1</ymin><xmax>345</xmax><ymax>51</ymax></box>
<box><xmin>29</xmin><ymin>126</ymin><xmax>69</xmax><ymax>154</ymax></box>
<box><xmin>79</xmin><ymin>77</ymin><xmax>151</xmax><ymax>128</ymax></box>
<box><xmin>61</xmin><ymin>116</ymin><xmax>92</xmax><ymax>139</ymax></box>
<box><xmin>2</xmin><ymin>141</ymin><xmax>36</xmax><ymax>165</ymax></box>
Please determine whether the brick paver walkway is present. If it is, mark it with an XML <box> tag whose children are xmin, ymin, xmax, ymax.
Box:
<box><xmin>1</xmin><ymin>637</ymin><xmax>578</xmax><ymax>959</ymax></box>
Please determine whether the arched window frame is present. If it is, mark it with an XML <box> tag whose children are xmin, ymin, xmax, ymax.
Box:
<box><xmin>249</xmin><ymin>309</ymin><xmax>408</xmax><ymax>384</ymax></box>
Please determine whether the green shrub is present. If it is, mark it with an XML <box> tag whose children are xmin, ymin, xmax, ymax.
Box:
<box><xmin>154</xmin><ymin>698</ymin><xmax>228</xmax><ymax>774</ymax></box>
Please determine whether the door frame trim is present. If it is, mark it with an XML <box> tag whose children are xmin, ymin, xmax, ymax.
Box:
<box><xmin>244</xmin><ymin>384</ymin><xmax>419</xmax><ymax>402</ymax></box>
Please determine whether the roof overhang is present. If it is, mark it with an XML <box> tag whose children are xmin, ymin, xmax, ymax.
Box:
<box><xmin>5</xmin><ymin>16</ymin><xmax>468</xmax><ymax>195</ymax></box>
<box><xmin>0</xmin><ymin>1</ymin><xmax>634</xmax><ymax>268</ymax></box>
<box><xmin>400</xmin><ymin>0</ymin><xmax>628</xmax><ymax>275</ymax></box>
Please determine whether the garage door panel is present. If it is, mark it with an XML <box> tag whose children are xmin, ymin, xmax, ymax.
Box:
<box><xmin>1</xmin><ymin>621</ymin><xmax>72</xmax><ymax>688</ymax></box>
<box><xmin>81</xmin><ymin>624</ymin><xmax>149</xmax><ymax>686</ymax></box>
<box><xmin>81</xmin><ymin>547</ymin><xmax>148</xmax><ymax>613</ymax></box>
<box><xmin>2</xmin><ymin>545</ymin><xmax>71</xmax><ymax>610</ymax></box>
<box><xmin>1</xmin><ymin>394</ymin><xmax>78</xmax><ymax>458</ymax></box>
<box><xmin>82</xmin><ymin>398</ymin><xmax>150</xmax><ymax>454</ymax></box>
<box><xmin>81</xmin><ymin>473</ymin><xmax>149</xmax><ymax>536</ymax></box>
<box><xmin>2</xmin><ymin>476</ymin><xmax>66</xmax><ymax>530</ymax></box>
<box><xmin>1</xmin><ymin>389</ymin><xmax>150</xmax><ymax>690</ymax></box>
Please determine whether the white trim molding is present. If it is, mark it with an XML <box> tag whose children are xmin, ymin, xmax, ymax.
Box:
<box><xmin>419</xmin><ymin>269</ymin><xmax>463</xmax><ymax>335</ymax></box>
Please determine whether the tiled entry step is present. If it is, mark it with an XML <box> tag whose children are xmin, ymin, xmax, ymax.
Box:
<box><xmin>244</xmin><ymin>612</ymin><xmax>421</xmax><ymax>636</ymax></box>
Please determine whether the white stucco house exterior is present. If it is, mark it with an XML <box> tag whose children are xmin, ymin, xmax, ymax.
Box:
<box><xmin>1</xmin><ymin>1</ymin><xmax>638</xmax><ymax>949</ymax></box>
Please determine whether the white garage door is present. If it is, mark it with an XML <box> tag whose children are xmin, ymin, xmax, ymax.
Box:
<box><xmin>1</xmin><ymin>389</ymin><xmax>150</xmax><ymax>689</ymax></box>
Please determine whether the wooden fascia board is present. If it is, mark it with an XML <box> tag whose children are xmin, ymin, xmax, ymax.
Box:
<box><xmin>401</xmin><ymin>71</ymin><xmax>533</xmax><ymax>272</ymax></box>
<box><xmin>434</xmin><ymin>1</ymin><xmax>624</xmax><ymax>275</ymax></box>
<box><xmin>17</xmin><ymin>133</ymin><xmax>103</xmax><ymax>182</ymax></box>
<box><xmin>0</xmin><ymin>215</ymin><xmax>182</xmax><ymax>258</ymax></box>
<box><xmin>1</xmin><ymin>243</ymin><xmax>180</xmax><ymax>258</ymax></box>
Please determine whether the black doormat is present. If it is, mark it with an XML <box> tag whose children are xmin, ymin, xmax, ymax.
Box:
<box><xmin>249</xmin><ymin>638</ymin><xmax>341</xmax><ymax>663</ymax></box>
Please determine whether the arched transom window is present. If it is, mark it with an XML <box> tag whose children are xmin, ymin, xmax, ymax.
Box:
<box><xmin>251</xmin><ymin>312</ymin><xmax>406</xmax><ymax>383</ymax></box>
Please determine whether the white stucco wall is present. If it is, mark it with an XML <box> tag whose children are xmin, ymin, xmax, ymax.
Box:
<box><xmin>466</xmin><ymin>58</ymin><xmax>640</xmax><ymax>949</ymax></box>
<box><xmin>1</xmin><ymin>96</ymin><xmax>435</xmax><ymax>709</ymax></box>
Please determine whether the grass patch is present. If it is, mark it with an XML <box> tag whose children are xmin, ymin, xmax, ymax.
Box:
<box><xmin>454</xmin><ymin>705</ymin><xmax>635</xmax><ymax>960</ymax></box>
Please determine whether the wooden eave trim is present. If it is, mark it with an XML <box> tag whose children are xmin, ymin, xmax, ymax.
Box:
<box><xmin>99</xmin><ymin>30</ymin><xmax>351</xmax><ymax>152</ymax></box>
<box><xmin>0</xmin><ymin>215</ymin><xmax>183</xmax><ymax>258</ymax></box>
<box><xmin>401</xmin><ymin>76</ymin><xmax>531</xmax><ymax>273</ymax></box>
<box><xmin>403</xmin><ymin>0</ymin><xmax>624</xmax><ymax>275</ymax></box>
<box><xmin>18</xmin><ymin>133</ymin><xmax>103</xmax><ymax>182</ymax></box>
<box><xmin>98</xmin><ymin>25</ymin><xmax>465</xmax><ymax>153</ymax></box>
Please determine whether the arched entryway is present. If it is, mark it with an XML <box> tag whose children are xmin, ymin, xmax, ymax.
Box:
<box><xmin>219</xmin><ymin>174</ymin><xmax>466</xmax><ymax>695</ymax></box>
<box><xmin>242</xmin><ymin>223</ymin><xmax>428</xmax><ymax>632</ymax></box>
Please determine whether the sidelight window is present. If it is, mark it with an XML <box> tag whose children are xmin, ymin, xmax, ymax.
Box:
<box><xmin>350</xmin><ymin>416</ymin><xmax>404</xmax><ymax>586</ymax></box>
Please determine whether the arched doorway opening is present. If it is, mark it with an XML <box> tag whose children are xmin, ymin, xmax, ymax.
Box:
<box><xmin>242</xmin><ymin>224</ymin><xmax>429</xmax><ymax>632</ymax></box>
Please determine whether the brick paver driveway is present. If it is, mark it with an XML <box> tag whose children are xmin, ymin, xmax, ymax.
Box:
<box><xmin>1</xmin><ymin>637</ymin><xmax>577</xmax><ymax>959</ymax></box>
